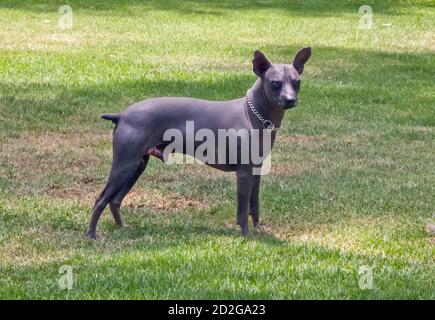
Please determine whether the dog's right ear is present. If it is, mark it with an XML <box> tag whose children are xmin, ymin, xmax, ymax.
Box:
<box><xmin>253</xmin><ymin>50</ymin><xmax>272</xmax><ymax>77</ymax></box>
<box><xmin>293</xmin><ymin>47</ymin><xmax>311</xmax><ymax>75</ymax></box>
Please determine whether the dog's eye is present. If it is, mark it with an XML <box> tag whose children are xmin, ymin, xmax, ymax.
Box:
<box><xmin>293</xmin><ymin>80</ymin><xmax>301</xmax><ymax>89</ymax></box>
<box><xmin>271</xmin><ymin>81</ymin><xmax>282</xmax><ymax>89</ymax></box>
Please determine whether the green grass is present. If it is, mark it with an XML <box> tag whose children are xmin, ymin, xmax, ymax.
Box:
<box><xmin>0</xmin><ymin>0</ymin><xmax>434</xmax><ymax>299</ymax></box>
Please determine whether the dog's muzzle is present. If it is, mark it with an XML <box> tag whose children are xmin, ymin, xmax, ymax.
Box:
<box><xmin>281</xmin><ymin>99</ymin><xmax>297</xmax><ymax>109</ymax></box>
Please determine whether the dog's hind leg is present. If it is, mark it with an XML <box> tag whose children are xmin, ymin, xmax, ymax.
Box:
<box><xmin>109</xmin><ymin>155</ymin><xmax>150</xmax><ymax>227</ymax></box>
<box><xmin>86</xmin><ymin>161</ymin><xmax>143</xmax><ymax>239</ymax></box>
<box><xmin>86</xmin><ymin>128</ymin><xmax>148</xmax><ymax>239</ymax></box>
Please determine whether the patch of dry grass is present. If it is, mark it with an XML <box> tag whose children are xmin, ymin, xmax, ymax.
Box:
<box><xmin>123</xmin><ymin>187</ymin><xmax>209</xmax><ymax>212</ymax></box>
<box><xmin>0</xmin><ymin>132</ymin><xmax>110</xmax><ymax>193</ymax></box>
<box><xmin>276</xmin><ymin>134</ymin><xmax>327</xmax><ymax>144</ymax></box>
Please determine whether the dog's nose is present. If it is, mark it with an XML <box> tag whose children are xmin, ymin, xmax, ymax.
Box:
<box><xmin>284</xmin><ymin>98</ymin><xmax>297</xmax><ymax>108</ymax></box>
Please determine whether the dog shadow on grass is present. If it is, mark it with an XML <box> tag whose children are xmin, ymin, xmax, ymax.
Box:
<box><xmin>99</xmin><ymin>208</ymin><xmax>286</xmax><ymax>247</ymax></box>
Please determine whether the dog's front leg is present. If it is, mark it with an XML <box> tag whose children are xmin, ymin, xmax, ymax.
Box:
<box><xmin>236</xmin><ymin>166</ymin><xmax>254</xmax><ymax>235</ymax></box>
<box><xmin>249</xmin><ymin>175</ymin><xmax>261</xmax><ymax>228</ymax></box>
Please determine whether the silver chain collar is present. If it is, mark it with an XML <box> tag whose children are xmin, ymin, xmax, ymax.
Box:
<box><xmin>245</xmin><ymin>92</ymin><xmax>279</xmax><ymax>133</ymax></box>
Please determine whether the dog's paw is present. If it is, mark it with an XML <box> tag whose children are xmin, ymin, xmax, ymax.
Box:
<box><xmin>85</xmin><ymin>230</ymin><xmax>97</xmax><ymax>240</ymax></box>
<box><xmin>250</xmin><ymin>214</ymin><xmax>259</xmax><ymax>228</ymax></box>
<box><xmin>240</xmin><ymin>224</ymin><xmax>250</xmax><ymax>236</ymax></box>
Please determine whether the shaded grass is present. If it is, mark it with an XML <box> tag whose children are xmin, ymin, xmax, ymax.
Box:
<box><xmin>0</xmin><ymin>0</ymin><xmax>434</xmax><ymax>299</ymax></box>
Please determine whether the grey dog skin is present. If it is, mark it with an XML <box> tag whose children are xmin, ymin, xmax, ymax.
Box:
<box><xmin>86</xmin><ymin>48</ymin><xmax>311</xmax><ymax>239</ymax></box>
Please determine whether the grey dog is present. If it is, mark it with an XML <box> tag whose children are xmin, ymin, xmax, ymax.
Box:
<box><xmin>86</xmin><ymin>47</ymin><xmax>311</xmax><ymax>239</ymax></box>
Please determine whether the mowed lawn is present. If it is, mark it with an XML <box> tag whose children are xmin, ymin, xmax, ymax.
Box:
<box><xmin>0</xmin><ymin>0</ymin><xmax>434</xmax><ymax>299</ymax></box>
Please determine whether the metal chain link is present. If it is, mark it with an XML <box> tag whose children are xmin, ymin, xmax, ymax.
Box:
<box><xmin>245</xmin><ymin>92</ymin><xmax>278</xmax><ymax>132</ymax></box>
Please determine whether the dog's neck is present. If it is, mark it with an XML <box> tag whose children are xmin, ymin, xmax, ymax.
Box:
<box><xmin>248</xmin><ymin>79</ymin><xmax>285</xmax><ymax>129</ymax></box>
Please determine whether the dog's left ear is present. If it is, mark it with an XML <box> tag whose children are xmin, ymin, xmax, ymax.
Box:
<box><xmin>253</xmin><ymin>50</ymin><xmax>272</xmax><ymax>77</ymax></box>
<box><xmin>293</xmin><ymin>47</ymin><xmax>311</xmax><ymax>75</ymax></box>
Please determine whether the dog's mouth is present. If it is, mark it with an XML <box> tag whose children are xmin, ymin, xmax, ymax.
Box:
<box><xmin>280</xmin><ymin>101</ymin><xmax>297</xmax><ymax>110</ymax></box>
<box><xmin>283</xmin><ymin>104</ymin><xmax>297</xmax><ymax>110</ymax></box>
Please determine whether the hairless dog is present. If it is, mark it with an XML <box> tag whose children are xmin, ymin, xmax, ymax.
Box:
<box><xmin>86</xmin><ymin>47</ymin><xmax>311</xmax><ymax>239</ymax></box>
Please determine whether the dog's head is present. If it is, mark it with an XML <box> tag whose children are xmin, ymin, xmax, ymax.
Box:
<box><xmin>252</xmin><ymin>47</ymin><xmax>311</xmax><ymax>110</ymax></box>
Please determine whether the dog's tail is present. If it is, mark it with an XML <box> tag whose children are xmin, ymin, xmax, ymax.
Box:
<box><xmin>101</xmin><ymin>113</ymin><xmax>121</xmax><ymax>124</ymax></box>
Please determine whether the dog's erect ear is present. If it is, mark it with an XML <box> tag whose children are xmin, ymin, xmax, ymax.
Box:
<box><xmin>253</xmin><ymin>50</ymin><xmax>272</xmax><ymax>77</ymax></box>
<box><xmin>292</xmin><ymin>47</ymin><xmax>311</xmax><ymax>75</ymax></box>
